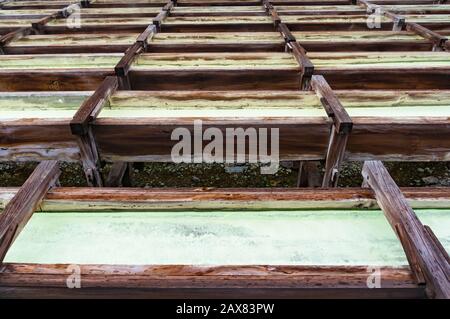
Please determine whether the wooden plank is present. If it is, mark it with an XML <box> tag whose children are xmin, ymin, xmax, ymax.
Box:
<box><xmin>0</xmin><ymin>264</ymin><xmax>425</xmax><ymax>299</ymax></box>
<box><xmin>2</xmin><ymin>186</ymin><xmax>450</xmax><ymax>211</ymax></box>
<box><xmin>0</xmin><ymin>161</ymin><xmax>60</xmax><ymax>263</ymax></box>
<box><xmin>362</xmin><ymin>161</ymin><xmax>450</xmax><ymax>299</ymax></box>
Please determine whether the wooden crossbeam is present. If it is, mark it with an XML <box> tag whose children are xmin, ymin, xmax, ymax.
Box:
<box><xmin>71</xmin><ymin>77</ymin><xmax>119</xmax><ymax>187</ymax></box>
<box><xmin>362</xmin><ymin>161</ymin><xmax>450</xmax><ymax>299</ymax></box>
<box><xmin>0</xmin><ymin>161</ymin><xmax>60</xmax><ymax>263</ymax></box>
<box><xmin>406</xmin><ymin>23</ymin><xmax>448</xmax><ymax>51</ymax></box>
<box><xmin>311</xmin><ymin>75</ymin><xmax>352</xmax><ymax>187</ymax></box>
<box><xmin>0</xmin><ymin>27</ymin><xmax>34</xmax><ymax>54</ymax></box>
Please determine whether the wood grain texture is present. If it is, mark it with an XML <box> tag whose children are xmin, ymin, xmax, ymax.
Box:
<box><xmin>0</xmin><ymin>263</ymin><xmax>425</xmax><ymax>299</ymax></box>
<box><xmin>71</xmin><ymin>76</ymin><xmax>118</xmax><ymax>136</ymax></box>
<box><xmin>0</xmin><ymin>161</ymin><xmax>60</xmax><ymax>262</ymax></box>
<box><xmin>1</xmin><ymin>186</ymin><xmax>450</xmax><ymax>211</ymax></box>
<box><xmin>362</xmin><ymin>161</ymin><xmax>450</xmax><ymax>299</ymax></box>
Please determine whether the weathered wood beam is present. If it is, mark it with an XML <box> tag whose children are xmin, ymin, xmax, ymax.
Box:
<box><xmin>0</xmin><ymin>27</ymin><xmax>34</xmax><ymax>54</ymax></box>
<box><xmin>115</xmin><ymin>42</ymin><xmax>144</xmax><ymax>78</ymax></box>
<box><xmin>384</xmin><ymin>11</ymin><xmax>405</xmax><ymax>31</ymax></box>
<box><xmin>362</xmin><ymin>161</ymin><xmax>450</xmax><ymax>299</ymax></box>
<box><xmin>1</xmin><ymin>186</ymin><xmax>449</xmax><ymax>211</ymax></box>
<box><xmin>406</xmin><ymin>23</ymin><xmax>447</xmax><ymax>51</ymax></box>
<box><xmin>71</xmin><ymin>77</ymin><xmax>118</xmax><ymax>136</ymax></box>
<box><xmin>136</xmin><ymin>24</ymin><xmax>157</xmax><ymax>51</ymax></box>
<box><xmin>0</xmin><ymin>264</ymin><xmax>425</xmax><ymax>299</ymax></box>
<box><xmin>0</xmin><ymin>161</ymin><xmax>60</xmax><ymax>263</ymax></box>
<box><xmin>297</xmin><ymin>161</ymin><xmax>322</xmax><ymax>187</ymax></box>
<box><xmin>263</xmin><ymin>0</ymin><xmax>281</xmax><ymax>26</ymax></box>
<box><xmin>278</xmin><ymin>23</ymin><xmax>296</xmax><ymax>43</ymax></box>
<box><xmin>287</xmin><ymin>41</ymin><xmax>314</xmax><ymax>90</ymax></box>
<box><xmin>71</xmin><ymin>77</ymin><xmax>119</xmax><ymax>187</ymax></box>
<box><xmin>105</xmin><ymin>162</ymin><xmax>133</xmax><ymax>187</ymax></box>
<box><xmin>311</xmin><ymin>75</ymin><xmax>352</xmax><ymax>187</ymax></box>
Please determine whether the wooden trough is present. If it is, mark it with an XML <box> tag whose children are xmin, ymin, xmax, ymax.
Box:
<box><xmin>0</xmin><ymin>160</ymin><xmax>448</xmax><ymax>298</ymax></box>
<box><xmin>0</xmin><ymin>0</ymin><xmax>449</xmax><ymax>300</ymax></box>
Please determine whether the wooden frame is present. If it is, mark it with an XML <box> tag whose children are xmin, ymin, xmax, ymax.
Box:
<box><xmin>0</xmin><ymin>161</ymin><xmax>448</xmax><ymax>298</ymax></box>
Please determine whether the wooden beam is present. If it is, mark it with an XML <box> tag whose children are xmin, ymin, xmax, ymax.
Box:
<box><xmin>0</xmin><ymin>161</ymin><xmax>60</xmax><ymax>263</ymax></box>
<box><xmin>71</xmin><ymin>76</ymin><xmax>119</xmax><ymax>136</ymax></box>
<box><xmin>278</xmin><ymin>23</ymin><xmax>296</xmax><ymax>43</ymax></box>
<box><xmin>105</xmin><ymin>162</ymin><xmax>133</xmax><ymax>187</ymax></box>
<box><xmin>311</xmin><ymin>75</ymin><xmax>352</xmax><ymax>187</ymax></box>
<box><xmin>115</xmin><ymin>42</ymin><xmax>144</xmax><ymax>77</ymax></box>
<box><xmin>153</xmin><ymin>10</ymin><xmax>169</xmax><ymax>30</ymax></box>
<box><xmin>384</xmin><ymin>11</ymin><xmax>405</xmax><ymax>31</ymax></box>
<box><xmin>71</xmin><ymin>77</ymin><xmax>119</xmax><ymax>187</ymax></box>
<box><xmin>297</xmin><ymin>161</ymin><xmax>322</xmax><ymax>187</ymax></box>
<box><xmin>311</xmin><ymin>75</ymin><xmax>352</xmax><ymax>134</ymax></box>
<box><xmin>136</xmin><ymin>24</ymin><xmax>157</xmax><ymax>51</ymax></box>
<box><xmin>287</xmin><ymin>41</ymin><xmax>314</xmax><ymax>90</ymax></box>
<box><xmin>406</xmin><ymin>23</ymin><xmax>447</xmax><ymax>51</ymax></box>
<box><xmin>1</xmin><ymin>186</ymin><xmax>449</xmax><ymax>211</ymax></box>
<box><xmin>362</xmin><ymin>161</ymin><xmax>450</xmax><ymax>299</ymax></box>
<box><xmin>0</xmin><ymin>264</ymin><xmax>425</xmax><ymax>299</ymax></box>
<box><xmin>0</xmin><ymin>27</ymin><xmax>34</xmax><ymax>53</ymax></box>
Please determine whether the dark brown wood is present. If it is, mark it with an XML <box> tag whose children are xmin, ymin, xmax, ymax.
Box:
<box><xmin>297</xmin><ymin>161</ymin><xmax>322</xmax><ymax>187</ymax></box>
<box><xmin>105</xmin><ymin>162</ymin><xmax>132</xmax><ymax>187</ymax></box>
<box><xmin>0</xmin><ymin>27</ymin><xmax>34</xmax><ymax>49</ymax></box>
<box><xmin>423</xmin><ymin>225</ymin><xmax>450</xmax><ymax>265</ymax></box>
<box><xmin>322</xmin><ymin>126</ymin><xmax>349</xmax><ymax>187</ymax></box>
<box><xmin>316</xmin><ymin>68</ymin><xmax>450</xmax><ymax>90</ymax></box>
<box><xmin>362</xmin><ymin>161</ymin><xmax>450</xmax><ymax>299</ymax></box>
<box><xmin>137</xmin><ymin>24</ymin><xmax>157</xmax><ymax>50</ymax></box>
<box><xmin>287</xmin><ymin>41</ymin><xmax>313</xmax><ymax>90</ymax></box>
<box><xmin>0</xmin><ymin>161</ymin><xmax>60</xmax><ymax>263</ymax></box>
<box><xmin>71</xmin><ymin>77</ymin><xmax>119</xmax><ymax>187</ymax></box>
<box><xmin>311</xmin><ymin>76</ymin><xmax>351</xmax><ymax>187</ymax></box>
<box><xmin>311</xmin><ymin>75</ymin><xmax>352</xmax><ymax>134</ymax></box>
<box><xmin>129</xmin><ymin>69</ymin><xmax>302</xmax><ymax>90</ymax></box>
<box><xmin>0</xmin><ymin>263</ymin><xmax>425</xmax><ymax>299</ymax></box>
<box><xmin>395</xmin><ymin>223</ymin><xmax>427</xmax><ymax>285</ymax></box>
<box><xmin>406</xmin><ymin>23</ymin><xmax>447</xmax><ymax>50</ymax></box>
<box><xmin>384</xmin><ymin>11</ymin><xmax>406</xmax><ymax>31</ymax></box>
<box><xmin>71</xmin><ymin>76</ymin><xmax>119</xmax><ymax>136</ymax></box>
<box><xmin>153</xmin><ymin>11</ymin><xmax>169</xmax><ymax>29</ymax></box>
<box><xmin>115</xmin><ymin>42</ymin><xmax>144</xmax><ymax>77</ymax></box>
<box><xmin>0</xmin><ymin>70</ymin><xmax>113</xmax><ymax>91</ymax></box>
<box><xmin>278</xmin><ymin>23</ymin><xmax>296</xmax><ymax>43</ymax></box>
